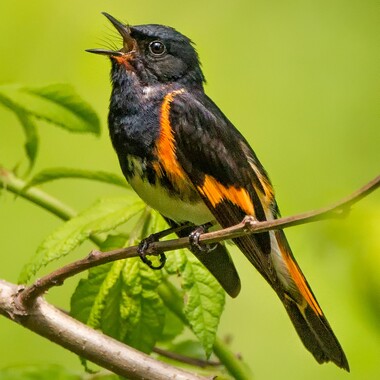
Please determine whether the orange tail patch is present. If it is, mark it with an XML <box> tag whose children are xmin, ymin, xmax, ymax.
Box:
<box><xmin>277</xmin><ymin>232</ymin><xmax>323</xmax><ymax>316</ymax></box>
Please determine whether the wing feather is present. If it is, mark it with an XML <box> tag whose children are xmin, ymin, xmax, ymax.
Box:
<box><xmin>163</xmin><ymin>89</ymin><xmax>348</xmax><ymax>369</ymax></box>
<box><xmin>169</xmin><ymin>90</ymin><xmax>276</xmax><ymax>281</ymax></box>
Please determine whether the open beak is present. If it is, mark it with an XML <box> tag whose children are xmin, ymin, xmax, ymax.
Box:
<box><xmin>86</xmin><ymin>12</ymin><xmax>136</xmax><ymax>56</ymax></box>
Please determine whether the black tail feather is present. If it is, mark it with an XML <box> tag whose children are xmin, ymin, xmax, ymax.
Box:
<box><xmin>283</xmin><ymin>296</ymin><xmax>350</xmax><ymax>371</ymax></box>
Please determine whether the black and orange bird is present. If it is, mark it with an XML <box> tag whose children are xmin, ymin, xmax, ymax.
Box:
<box><xmin>87</xmin><ymin>12</ymin><xmax>349</xmax><ymax>370</ymax></box>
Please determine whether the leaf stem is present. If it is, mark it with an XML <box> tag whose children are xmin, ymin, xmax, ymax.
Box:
<box><xmin>213</xmin><ymin>337</ymin><xmax>252</xmax><ymax>380</ymax></box>
<box><xmin>0</xmin><ymin>167</ymin><xmax>76</xmax><ymax>220</ymax></box>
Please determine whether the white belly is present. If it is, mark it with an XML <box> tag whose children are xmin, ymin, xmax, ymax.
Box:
<box><xmin>129</xmin><ymin>174</ymin><xmax>214</xmax><ymax>225</ymax></box>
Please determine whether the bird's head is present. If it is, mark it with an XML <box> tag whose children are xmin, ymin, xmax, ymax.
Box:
<box><xmin>87</xmin><ymin>13</ymin><xmax>205</xmax><ymax>88</ymax></box>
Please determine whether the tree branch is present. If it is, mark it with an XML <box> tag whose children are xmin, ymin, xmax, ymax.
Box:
<box><xmin>0</xmin><ymin>280</ymin><xmax>208</xmax><ymax>380</ymax></box>
<box><xmin>18</xmin><ymin>174</ymin><xmax>379</xmax><ymax>307</ymax></box>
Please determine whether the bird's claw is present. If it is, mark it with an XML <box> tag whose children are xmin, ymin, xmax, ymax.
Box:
<box><xmin>137</xmin><ymin>235</ymin><xmax>166</xmax><ymax>270</ymax></box>
<box><xmin>189</xmin><ymin>224</ymin><xmax>217</xmax><ymax>253</ymax></box>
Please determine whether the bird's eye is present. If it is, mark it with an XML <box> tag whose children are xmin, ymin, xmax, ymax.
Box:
<box><xmin>148</xmin><ymin>40</ymin><xmax>166</xmax><ymax>56</ymax></box>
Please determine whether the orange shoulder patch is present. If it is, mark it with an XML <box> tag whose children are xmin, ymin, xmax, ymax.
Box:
<box><xmin>155</xmin><ymin>89</ymin><xmax>186</xmax><ymax>178</ymax></box>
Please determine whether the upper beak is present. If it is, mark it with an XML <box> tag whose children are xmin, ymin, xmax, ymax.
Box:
<box><xmin>86</xmin><ymin>12</ymin><xmax>136</xmax><ymax>56</ymax></box>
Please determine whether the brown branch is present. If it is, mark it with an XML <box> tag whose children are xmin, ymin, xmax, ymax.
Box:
<box><xmin>18</xmin><ymin>175</ymin><xmax>379</xmax><ymax>307</ymax></box>
<box><xmin>0</xmin><ymin>280</ymin><xmax>208</xmax><ymax>380</ymax></box>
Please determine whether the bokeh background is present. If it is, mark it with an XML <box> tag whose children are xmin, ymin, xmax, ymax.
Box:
<box><xmin>1</xmin><ymin>0</ymin><xmax>379</xmax><ymax>379</ymax></box>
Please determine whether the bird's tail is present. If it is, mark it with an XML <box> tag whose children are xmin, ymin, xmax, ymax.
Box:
<box><xmin>273</xmin><ymin>230</ymin><xmax>350</xmax><ymax>371</ymax></box>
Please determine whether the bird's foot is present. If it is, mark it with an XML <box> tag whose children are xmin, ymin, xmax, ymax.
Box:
<box><xmin>138</xmin><ymin>233</ymin><xmax>166</xmax><ymax>270</ymax></box>
<box><xmin>189</xmin><ymin>223</ymin><xmax>218</xmax><ymax>253</ymax></box>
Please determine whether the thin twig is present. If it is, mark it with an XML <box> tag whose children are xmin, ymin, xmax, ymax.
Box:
<box><xmin>18</xmin><ymin>175</ymin><xmax>379</xmax><ymax>307</ymax></box>
<box><xmin>0</xmin><ymin>167</ymin><xmax>77</xmax><ymax>221</ymax></box>
<box><xmin>153</xmin><ymin>347</ymin><xmax>220</xmax><ymax>368</ymax></box>
<box><xmin>0</xmin><ymin>168</ymin><xmax>104</xmax><ymax>246</ymax></box>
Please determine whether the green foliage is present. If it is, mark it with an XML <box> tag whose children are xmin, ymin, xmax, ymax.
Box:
<box><xmin>70</xmin><ymin>209</ymin><xmax>225</xmax><ymax>358</ymax></box>
<box><xmin>19</xmin><ymin>197</ymin><xmax>144</xmax><ymax>283</ymax></box>
<box><xmin>182</xmin><ymin>254</ymin><xmax>225</xmax><ymax>358</ymax></box>
<box><xmin>164</xmin><ymin>250</ymin><xmax>225</xmax><ymax>358</ymax></box>
<box><xmin>0</xmin><ymin>83</ymin><xmax>100</xmax><ymax>171</ymax></box>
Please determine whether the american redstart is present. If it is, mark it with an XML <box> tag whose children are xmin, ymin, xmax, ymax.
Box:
<box><xmin>87</xmin><ymin>12</ymin><xmax>349</xmax><ymax>370</ymax></box>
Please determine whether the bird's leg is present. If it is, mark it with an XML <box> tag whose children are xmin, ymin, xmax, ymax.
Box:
<box><xmin>138</xmin><ymin>222</ymin><xmax>192</xmax><ymax>270</ymax></box>
<box><xmin>189</xmin><ymin>222</ymin><xmax>218</xmax><ymax>253</ymax></box>
<box><xmin>137</xmin><ymin>237</ymin><xmax>166</xmax><ymax>270</ymax></box>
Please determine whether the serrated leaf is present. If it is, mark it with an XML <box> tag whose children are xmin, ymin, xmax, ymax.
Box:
<box><xmin>70</xmin><ymin>262</ymin><xmax>114</xmax><ymax>325</ymax></box>
<box><xmin>24</xmin><ymin>167</ymin><xmax>128</xmax><ymax>190</ymax></box>
<box><xmin>182</xmin><ymin>254</ymin><xmax>225</xmax><ymax>358</ymax></box>
<box><xmin>164</xmin><ymin>249</ymin><xmax>188</xmax><ymax>275</ymax></box>
<box><xmin>0</xmin><ymin>92</ymin><xmax>39</xmax><ymax>171</ymax></box>
<box><xmin>124</xmin><ymin>287</ymin><xmax>166</xmax><ymax>353</ymax></box>
<box><xmin>71</xmin><ymin>260</ymin><xmax>165</xmax><ymax>355</ymax></box>
<box><xmin>19</xmin><ymin>197</ymin><xmax>144</xmax><ymax>283</ymax></box>
<box><xmin>0</xmin><ymin>83</ymin><xmax>100</xmax><ymax>135</ymax></box>
<box><xmin>88</xmin><ymin>260</ymin><xmax>125</xmax><ymax>333</ymax></box>
<box><xmin>120</xmin><ymin>256</ymin><xmax>166</xmax><ymax>353</ymax></box>
<box><xmin>71</xmin><ymin>210</ymin><xmax>166</xmax><ymax>354</ymax></box>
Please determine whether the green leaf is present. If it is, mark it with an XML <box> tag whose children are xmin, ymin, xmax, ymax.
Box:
<box><xmin>17</xmin><ymin>113</ymin><xmax>38</xmax><ymax>172</ymax></box>
<box><xmin>98</xmin><ymin>233</ymin><xmax>129</xmax><ymax>251</ymax></box>
<box><xmin>71</xmin><ymin>259</ymin><xmax>165</xmax><ymax>355</ymax></box>
<box><xmin>19</xmin><ymin>197</ymin><xmax>144</xmax><ymax>283</ymax></box>
<box><xmin>182</xmin><ymin>254</ymin><xmax>225</xmax><ymax>358</ymax></box>
<box><xmin>70</xmin><ymin>262</ymin><xmax>115</xmax><ymax>326</ymax></box>
<box><xmin>0</xmin><ymin>92</ymin><xmax>39</xmax><ymax>171</ymax></box>
<box><xmin>71</xmin><ymin>210</ymin><xmax>167</xmax><ymax>355</ymax></box>
<box><xmin>0</xmin><ymin>83</ymin><xmax>100</xmax><ymax>135</ymax></box>
<box><xmin>120</xmin><ymin>258</ymin><xmax>166</xmax><ymax>353</ymax></box>
<box><xmin>164</xmin><ymin>249</ymin><xmax>188</xmax><ymax>275</ymax></box>
<box><xmin>24</xmin><ymin>167</ymin><xmax>129</xmax><ymax>189</ymax></box>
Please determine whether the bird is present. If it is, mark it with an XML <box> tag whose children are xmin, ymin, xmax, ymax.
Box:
<box><xmin>87</xmin><ymin>12</ymin><xmax>349</xmax><ymax>370</ymax></box>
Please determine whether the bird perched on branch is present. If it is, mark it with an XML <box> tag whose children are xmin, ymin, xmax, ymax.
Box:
<box><xmin>87</xmin><ymin>12</ymin><xmax>349</xmax><ymax>370</ymax></box>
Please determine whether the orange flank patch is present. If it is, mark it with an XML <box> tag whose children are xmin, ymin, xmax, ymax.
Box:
<box><xmin>155</xmin><ymin>89</ymin><xmax>188</xmax><ymax>187</ymax></box>
<box><xmin>198</xmin><ymin>175</ymin><xmax>255</xmax><ymax>216</ymax></box>
<box><xmin>283</xmin><ymin>251</ymin><xmax>323</xmax><ymax>316</ymax></box>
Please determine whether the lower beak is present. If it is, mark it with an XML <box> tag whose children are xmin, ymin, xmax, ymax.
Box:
<box><xmin>86</xmin><ymin>12</ymin><xmax>136</xmax><ymax>56</ymax></box>
<box><xmin>85</xmin><ymin>48</ymin><xmax>124</xmax><ymax>56</ymax></box>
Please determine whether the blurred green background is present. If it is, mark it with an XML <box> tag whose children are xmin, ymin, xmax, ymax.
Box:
<box><xmin>1</xmin><ymin>0</ymin><xmax>379</xmax><ymax>379</ymax></box>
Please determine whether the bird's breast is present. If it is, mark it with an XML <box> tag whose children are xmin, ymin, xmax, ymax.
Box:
<box><xmin>126</xmin><ymin>155</ymin><xmax>213</xmax><ymax>225</ymax></box>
